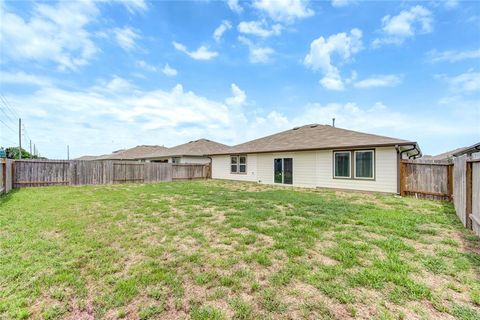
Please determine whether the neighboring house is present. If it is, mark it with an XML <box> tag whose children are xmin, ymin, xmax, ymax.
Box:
<box><xmin>138</xmin><ymin>139</ymin><xmax>230</xmax><ymax>164</ymax></box>
<box><xmin>421</xmin><ymin>146</ymin><xmax>469</xmax><ymax>161</ymax></box>
<box><xmin>452</xmin><ymin>142</ymin><xmax>480</xmax><ymax>158</ymax></box>
<box><xmin>75</xmin><ymin>155</ymin><xmax>100</xmax><ymax>161</ymax></box>
<box><xmin>77</xmin><ymin>145</ymin><xmax>168</xmax><ymax>161</ymax></box>
<box><xmin>209</xmin><ymin>124</ymin><xmax>421</xmax><ymax>193</ymax></box>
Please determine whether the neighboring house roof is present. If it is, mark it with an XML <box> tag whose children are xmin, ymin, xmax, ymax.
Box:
<box><xmin>75</xmin><ymin>155</ymin><xmax>100</xmax><ymax>160</ymax></box>
<box><xmin>139</xmin><ymin>139</ymin><xmax>230</xmax><ymax>159</ymax></box>
<box><xmin>421</xmin><ymin>147</ymin><xmax>468</xmax><ymax>161</ymax></box>
<box><xmin>98</xmin><ymin>145</ymin><xmax>168</xmax><ymax>160</ymax></box>
<box><xmin>452</xmin><ymin>142</ymin><xmax>480</xmax><ymax>157</ymax></box>
<box><xmin>210</xmin><ymin>124</ymin><xmax>418</xmax><ymax>155</ymax></box>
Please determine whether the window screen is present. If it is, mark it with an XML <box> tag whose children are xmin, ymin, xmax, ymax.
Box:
<box><xmin>334</xmin><ymin>152</ymin><xmax>350</xmax><ymax>178</ymax></box>
<box><xmin>355</xmin><ymin>150</ymin><xmax>374</xmax><ymax>178</ymax></box>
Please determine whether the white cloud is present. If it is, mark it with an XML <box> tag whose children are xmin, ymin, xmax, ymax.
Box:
<box><xmin>0</xmin><ymin>71</ymin><xmax>52</xmax><ymax>87</ymax></box>
<box><xmin>4</xmin><ymin>76</ymin><xmax>478</xmax><ymax>158</ymax></box>
<box><xmin>225</xmin><ymin>83</ymin><xmax>246</xmax><ymax>107</ymax></box>
<box><xmin>173</xmin><ymin>42</ymin><xmax>218</xmax><ymax>60</ymax></box>
<box><xmin>354</xmin><ymin>74</ymin><xmax>402</xmax><ymax>88</ymax></box>
<box><xmin>118</xmin><ymin>0</ymin><xmax>148</xmax><ymax>13</ymax></box>
<box><xmin>0</xmin><ymin>1</ymin><xmax>99</xmax><ymax>70</ymax></box>
<box><xmin>437</xmin><ymin>71</ymin><xmax>480</xmax><ymax>93</ymax></box>
<box><xmin>238</xmin><ymin>36</ymin><xmax>275</xmax><ymax>63</ymax></box>
<box><xmin>213</xmin><ymin>20</ymin><xmax>232</xmax><ymax>42</ymax></box>
<box><xmin>162</xmin><ymin>64</ymin><xmax>178</xmax><ymax>77</ymax></box>
<box><xmin>136</xmin><ymin>60</ymin><xmax>177</xmax><ymax>76</ymax></box>
<box><xmin>444</xmin><ymin>0</ymin><xmax>459</xmax><ymax>9</ymax></box>
<box><xmin>304</xmin><ymin>28</ymin><xmax>363</xmax><ymax>90</ymax></box>
<box><xmin>331</xmin><ymin>0</ymin><xmax>355</xmax><ymax>8</ymax></box>
<box><xmin>373</xmin><ymin>5</ymin><xmax>433</xmax><ymax>47</ymax></box>
<box><xmin>252</xmin><ymin>0</ymin><xmax>314</xmax><ymax>23</ymax></box>
<box><xmin>426</xmin><ymin>49</ymin><xmax>480</xmax><ymax>63</ymax></box>
<box><xmin>136</xmin><ymin>60</ymin><xmax>157</xmax><ymax>72</ymax></box>
<box><xmin>238</xmin><ymin>20</ymin><xmax>282</xmax><ymax>38</ymax></box>
<box><xmin>227</xmin><ymin>0</ymin><xmax>243</xmax><ymax>14</ymax></box>
<box><xmin>113</xmin><ymin>27</ymin><xmax>141</xmax><ymax>51</ymax></box>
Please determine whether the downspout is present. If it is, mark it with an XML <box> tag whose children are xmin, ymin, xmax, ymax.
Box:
<box><xmin>395</xmin><ymin>145</ymin><xmax>401</xmax><ymax>194</ymax></box>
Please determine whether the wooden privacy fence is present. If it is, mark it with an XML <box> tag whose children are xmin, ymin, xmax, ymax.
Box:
<box><xmin>8</xmin><ymin>159</ymin><xmax>210</xmax><ymax>189</ymax></box>
<box><xmin>453</xmin><ymin>153</ymin><xmax>480</xmax><ymax>236</ymax></box>
<box><xmin>400</xmin><ymin>155</ymin><xmax>479</xmax><ymax>237</ymax></box>
<box><xmin>400</xmin><ymin>160</ymin><xmax>453</xmax><ymax>201</ymax></box>
<box><xmin>0</xmin><ymin>159</ymin><xmax>14</xmax><ymax>194</ymax></box>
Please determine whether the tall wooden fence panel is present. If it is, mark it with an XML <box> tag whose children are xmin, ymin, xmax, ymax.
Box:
<box><xmin>453</xmin><ymin>155</ymin><xmax>468</xmax><ymax>227</ymax></box>
<box><xmin>172</xmin><ymin>164</ymin><xmax>206</xmax><ymax>180</ymax></box>
<box><xmin>11</xmin><ymin>160</ymin><xmax>207</xmax><ymax>189</ymax></box>
<box><xmin>5</xmin><ymin>160</ymin><xmax>13</xmax><ymax>193</ymax></box>
<box><xmin>113</xmin><ymin>162</ymin><xmax>145</xmax><ymax>184</ymax></box>
<box><xmin>400</xmin><ymin>160</ymin><xmax>453</xmax><ymax>201</ymax></box>
<box><xmin>14</xmin><ymin>160</ymin><xmax>70</xmax><ymax>188</ymax></box>
<box><xmin>144</xmin><ymin>163</ymin><xmax>172</xmax><ymax>183</ymax></box>
<box><xmin>0</xmin><ymin>160</ymin><xmax>4</xmax><ymax>193</ymax></box>
<box><xmin>469</xmin><ymin>153</ymin><xmax>480</xmax><ymax>236</ymax></box>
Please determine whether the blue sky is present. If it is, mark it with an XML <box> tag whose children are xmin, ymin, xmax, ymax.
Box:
<box><xmin>0</xmin><ymin>0</ymin><xmax>479</xmax><ymax>159</ymax></box>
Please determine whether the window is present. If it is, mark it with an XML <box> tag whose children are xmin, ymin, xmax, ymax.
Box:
<box><xmin>231</xmin><ymin>155</ymin><xmax>247</xmax><ymax>174</ymax></box>
<box><xmin>172</xmin><ymin>157</ymin><xmax>181</xmax><ymax>164</ymax></box>
<box><xmin>239</xmin><ymin>156</ymin><xmax>247</xmax><ymax>173</ymax></box>
<box><xmin>334</xmin><ymin>151</ymin><xmax>351</xmax><ymax>178</ymax></box>
<box><xmin>354</xmin><ymin>150</ymin><xmax>374</xmax><ymax>179</ymax></box>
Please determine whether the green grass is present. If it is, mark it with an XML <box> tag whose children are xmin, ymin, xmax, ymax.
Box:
<box><xmin>0</xmin><ymin>180</ymin><xmax>479</xmax><ymax>319</ymax></box>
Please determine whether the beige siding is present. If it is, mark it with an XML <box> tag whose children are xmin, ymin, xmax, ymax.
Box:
<box><xmin>212</xmin><ymin>147</ymin><xmax>399</xmax><ymax>193</ymax></box>
<box><xmin>317</xmin><ymin>147</ymin><xmax>398</xmax><ymax>193</ymax></box>
<box><xmin>180</xmin><ymin>156</ymin><xmax>211</xmax><ymax>165</ymax></box>
<box><xmin>211</xmin><ymin>155</ymin><xmax>257</xmax><ymax>182</ymax></box>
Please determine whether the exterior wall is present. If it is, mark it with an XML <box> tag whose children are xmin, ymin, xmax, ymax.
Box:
<box><xmin>211</xmin><ymin>147</ymin><xmax>399</xmax><ymax>193</ymax></box>
<box><xmin>179</xmin><ymin>156</ymin><xmax>211</xmax><ymax>165</ymax></box>
<box><xmin>211</xmin><ymin>154</ymin><xmax>258</xmax><ymax>182</ymax></box>
<box><xmin>145</xmin><ymin>156</ymin><xmax>210</xmax><ymax>164</ymax></box>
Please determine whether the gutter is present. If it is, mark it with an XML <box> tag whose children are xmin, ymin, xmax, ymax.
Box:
<box><xmin>208</xmin><ymin>142</ymin><xmax>419</xmax><ymax>157</ymax></box>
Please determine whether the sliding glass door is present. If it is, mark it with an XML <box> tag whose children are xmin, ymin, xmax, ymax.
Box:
<box><xmin>273</xmin><ymin>158</ymin><xmax>293</xmax><ymax>185</ymax></box>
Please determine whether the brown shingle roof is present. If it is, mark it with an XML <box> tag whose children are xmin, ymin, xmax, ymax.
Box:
<box><xmin>421</xmin><ymin>146</ymin><xmax>468</xmax><ymax>161</ymax></box>
<box><xmin>139</xmin><ymin>139</ymin><xmax>230</xmax><ymax>159</ymax></box>
<box><xmin>211</xmin><ymin>124</ymin><xmax>416</xmax><ymax>155</ymax></box>
<box><xmin>99</xmin><ymin>145</ymin><xmax>168</xmax><ymax>160</ymax></box>
<box><xmin>75</xmin><ymin>155</ymin><xmax>100</xmax><ymax>160</ymax></box>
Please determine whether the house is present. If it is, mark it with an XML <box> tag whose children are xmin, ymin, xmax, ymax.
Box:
<box><xmin>76</xmin><ymin>145</ymin><xmax>168</xmax><ymax>161</ymax></box>
<box><xmin>138</xmin><ymin>139</ymin><xmax>230</xmax><ymax>164</ymax></box>
<box><xmin>209</xmin><ymin>124</ymin><xmax>421</xmax><ymax>193</ymax></box>
<box><xmin>75</xmin><ymin>155</ymin><xmax>101</xmax><ymax>161</ymax></box>
<box><xmin>421</xmin><ymin>146</ymin><xmax>469</xmax><ymax>161</ymax></box>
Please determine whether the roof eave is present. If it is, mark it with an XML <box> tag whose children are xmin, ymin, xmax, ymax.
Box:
<box><xmin>208</xmin><ymin>142</ymin><xmax>418</xmax><ymax>156</ymax></box>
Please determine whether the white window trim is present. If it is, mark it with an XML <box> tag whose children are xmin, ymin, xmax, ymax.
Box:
<box><xmin>353</xmin><ymin>150</ymin><xmax>375</xmax><ymax>180</ymax></box>
<box><xmin>333</xmin><ymin>151</ymin><xmax>351</xmax><ymax>179</ymax></box>
<box><xmin>230</xmin><ymin>155</ymin><xmax>247</xmax><ymax>174</ymax></box>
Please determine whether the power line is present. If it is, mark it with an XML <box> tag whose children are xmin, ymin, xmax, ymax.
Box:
<box><xmin>0</xmin><ymin>118</ymin><xmax>16</xmax><ymax>133</ymax></box>
<box><xmin>0</xmin><ymin>104</ymin><xmax>17</xmax><ymax>124</ymax></box>
<box><xmin>0</xmin><ymin>94</ymin><xmax>20</xmax><ymax>119</ymax></box>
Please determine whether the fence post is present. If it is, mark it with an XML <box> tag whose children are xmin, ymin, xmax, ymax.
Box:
<box><xmin>447</xmin><ymin>164</ymin><xmax>453</xmax><ymax>201</ymax></box>
<box><xmin>399</xmin><ymin>161</ymin><xmax>405</xmax><ymax>196</ymax></box>
<box><xmin>1</xmin><ymin>159</ymin><xmax>5</xmax><ymax>194</ymax></box>
<box><xmin>466</xmin><ymin>161</ymin><xmax>473</xmax><ymax>230</ymax></box>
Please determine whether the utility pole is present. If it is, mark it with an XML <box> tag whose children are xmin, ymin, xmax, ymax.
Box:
<box><xmin>18</xmin><ymin>118</ymin><xmax>22</xmax><ymax>159</ymax></box>
<box><xmin>67</xmin><ymin>145</ymin><xmax>70</xmax><ymax>160</ymax></box>
<box><xmin>33</xmin><ymin>144</ymin><xmax>36</xmax><ymax>157</ymax></box>
<box><xmin>30</xmin><ymin>140</ymin><xmax>32</xmax><ymax>158</ymax></box>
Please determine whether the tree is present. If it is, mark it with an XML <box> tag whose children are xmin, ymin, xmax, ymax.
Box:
<box><xmin>2</xmin><ymin>147</ymin><xmax>45</xmax><ymax>159</ymax></box>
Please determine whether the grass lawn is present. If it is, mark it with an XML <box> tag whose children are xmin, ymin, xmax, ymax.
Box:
<box><xmin>1</xmin><ymin>180</ymin><xmax>479</xmax><ymax>320</ymax></box>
